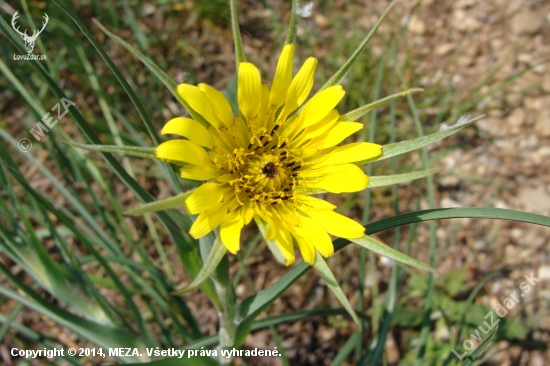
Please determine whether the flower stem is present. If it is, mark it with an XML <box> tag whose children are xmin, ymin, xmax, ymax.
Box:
<box><xmin>212</xmin><ymin>254</ymin><xmax>237</xmax><ymax>364</ymax></box>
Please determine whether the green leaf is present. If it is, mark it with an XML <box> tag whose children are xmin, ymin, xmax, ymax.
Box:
<box><xmin>331</xmin><ymin>333</ymin><xmax>361</xmax><ymax>366</ymax></box>
<box><xmin>67</xmin><ymin>141</ymin><xmax>157</xmax><ymax>159</ymax></box>
<box><xmin>172</xmin><ymin>236</ymin><xmax>227</xmax><ymax>295</ymax></box>
<box><xmin>368</xmin><ymin>168</ymin><xmax>440</xmax><ymax>188</ymax></box>
<box><xmin>340</xmin><ymin>88</ymin><xmax>424</xmax><ymax>122</ymax></box>
<box><xmin>461</xmin><ymin>326</ymin><xmax>499</xmax><ymax>366</ymax></box>
<box><xmin>312</xmin><ymin>252</ymin><xmax>362</xmax><ymax>331</ymax></box>
<box><xmin>366</xmin><ymin>208</ymin><xmax>550</xmax><ymax>233</ymax></box>
<box><xmin>348</xmin><ymin>235</ymin><xmax>433</xmax><ymax>272</ymax></box>
<box><xmin>320</xmin><ymin>0</ymin><xmax>401</xmax><ymax>91</ymax></box>
<box><xmin>371</xmin><ymin>115</ymin><xmax>485</xmax><ymax>164</ymax></box>
<box><xmin>91</xmin><ymin>18</ymin><xmax>210</xmax><ymax>128</ymax></box>
<box><xmin>124</xmin><ymin>192</ymin><xmax>193</xmax><ymax>216</ymax></box>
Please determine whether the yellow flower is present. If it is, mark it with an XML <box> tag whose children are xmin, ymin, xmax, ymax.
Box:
<box><xmin>157</xmin><ymin>44</ymin><xmax>382</xmax><ymax>265</ymax></box>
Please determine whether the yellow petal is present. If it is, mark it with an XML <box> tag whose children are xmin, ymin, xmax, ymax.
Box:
<box><xmin>297</xmin><ymin>195</ymin><xmax>336</xmax><ymax>210</ymax></box>
<box><xmin>180</xmin><ymin>166</ymin><xmax>224</xmax><ymax>181</ymax></box>
<box><xmin>189</xmin><ymin>201</ymin><xmax>230</xmax><ymax>239</ymax></box>
<box><xmin>198</xmin><ymin>83</ymin><xmax>234</xmax><ymax>127</ymax></box>
<box><xmin>308</xmin><ymin>210</ymin><xmax>365</xmax><ymax>238</ymax></box>
<box><xmin>300</xmin><ymin>215</ymin><xmax>334</xmax><ymax>258</ymax></box>
<box><xmin>269</xmin><ymin>44</ymin><xmax>295</xmax><ymax>109</ymax></box>
<box><xmin>208</xmin><ymin>126</ymin><xmax>238</xmax><ymax>153</ymax></box>
<box><xmin>274</xmin><ymin>225</ymin><xmax>295</xmax><ymax>265</ymax></box>
<box><xmin>308</xmin><ymin>164</ymin><xmax>370</xmax><ymax>193</ymax></box>
<box><xmin>308</xmin><ymin>121</ymin><xmax>363</xmax><ymax>148</ymax></box>
<box><xmin>313</xmin><ymin>142</ymin><xmax>382</xmax><ymax>168</ymax></box>
<box><xmin>177</xmin><ymin>84</ymin><xmax>222</xmax><ymax>128</ymax></box>
<box><xmin>298</xmin><ymin>85</ymin><xmax>345</xmax><ymax>129</ymax></box>
<box><xmin>257</xmin><ymin>84</ymin><xmax>270</xmax><ymax>128</ymax></box>
<box><xmin>290</xmin><ymin>110</ymin><xmax>339</xmax><ymax>147</ymax></box>
<box><xmin>220</xmin><ymin>211</ymin><xmax>244</xmax><ymax>254</ymax></box>
<box><xmin>156</xmin><ymin>140</ymin><xmax>211</xmax><ymax>165</ymax></box>
<box><xmin>282</xmin><ymin>57</ymin><xmax>318</xmax><ymax>118</ymax></box>
<box><xmin>231</xmin><ymin>116</ymin><xmax>250</xmax><ymax>148</ymax></box>
<box><xmin>238</xmin><ymin>62</ymin><xmax>262</xmax><ymax>121</ymax></box>
<box><xmin>289</xmin><ymin>227</ymin><xmax>315</xmax><ymax>265</ymax></box>
<box><xmin>241</xmin><ymin>203</ymin><xmax>254</xmax><ymax>225</ymax></box>
<box><xmin>161</xmin><ymin>117</ymin><xmax>214</xmax><ymax>149</ymax></box>
<box><xmin>185</xmin><ymin>182</ymin><xmax>225</xmax><ymax>214</ymax></box>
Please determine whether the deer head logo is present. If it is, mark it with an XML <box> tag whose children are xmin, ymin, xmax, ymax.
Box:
<box><xmin>11</xmin><ymin>11</ymin><xmax>49</xmax><ymax>54</ymax></box>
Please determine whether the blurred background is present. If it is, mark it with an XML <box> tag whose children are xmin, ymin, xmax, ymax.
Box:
<box><xmin>1</xmin><ymin>0</ymin><xmax>549</xmax><ymax>364</ymax></box>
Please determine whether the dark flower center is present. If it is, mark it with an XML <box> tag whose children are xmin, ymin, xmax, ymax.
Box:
<box><xmin>262</xmin><ymin>162</ymin><xmax>279</xmax><ymax>178</ymax></box>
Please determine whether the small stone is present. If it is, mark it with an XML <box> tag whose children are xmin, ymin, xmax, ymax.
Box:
<box><xmin>453</xmin><ymin>10</ymin><xmax>481</xmax><ymax>32</ymax></box>
<box><xmin>408</xmin><ymin>15</ymin><xmax>426</xmax><ymax>34</ymax></box>
<box><xmin>538</xmin><ymin>266</ymin><xmax>550</xmax><ymax>280</ymax></box>
<box><xmin>508</xmin><ymin>108</ymin><xmax>525</xmax><ymax>127</ymax></box>
<box><xmin>534</xmin><ymin>109</ymin><xmax>550</xmax><ymax>137</ymax></box>
<box><xmin>441</xmin><ymin>197</ymin><xmax>461</xmax><ymax>208</ymax></box>
<box><xmin>439</xmin><ymin>176</ymin><xmax>460</xmax><ymax>188</ymax></box>
<box><xmin>314</xmin><ymin>14</ymin><xmax>329</xmax><ymax>28</ymax></box>
<box><xmin>477</xmin><ymin>117</ymin><xmax>506</xmax><ymax>137</ymax></box>
<box><xmin>542</xmin><ymin>75</ymin><xmax>550</xmax><ymax>93</ymax></box>
<box><xmin>435</xmin><ymin>43</ymin><xmax>454</xmax><ymax>56</ymax></box>
<box><xmin>511</xmin><ymin>11</ymin><xmax>543</xmax><ymax>36</ymax></box>
<box><xmin>519</xmin><ymin>186</ymin><xmax>550</xmax><ymax>215</ymax></box>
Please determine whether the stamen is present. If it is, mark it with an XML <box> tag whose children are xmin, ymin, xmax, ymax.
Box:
<box><xmin>291</xmin><ymin>165</ymin><xmax>302</xmax><ymax>171</ymax></box>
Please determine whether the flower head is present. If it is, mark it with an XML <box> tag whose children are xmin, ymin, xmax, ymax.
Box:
<box><xmin>157</xmin><ymin>44</ymin><xmax>382</xmax><ymax>265</ymax></box>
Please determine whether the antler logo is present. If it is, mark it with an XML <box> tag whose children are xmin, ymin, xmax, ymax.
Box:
<box><xmin>11</xmin><ymin>11</ymin><xmax>49</xmax><ymax>54</ymax></box>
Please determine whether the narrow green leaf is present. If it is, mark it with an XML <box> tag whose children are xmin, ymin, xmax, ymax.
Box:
<box><xmin>461</xmin><ymin>326</ymin><xmax>499</xmax><ymax>366</ymax></box>
<box><xmin>349</xmin><ymin>235</ymin><xmax>433</xmax><ymax>272</ymax></box>
<box><xmin>172</xmin><ymin>236</ymin><xmax>227</xmax><ymax>295</ymax></box>
<box><xmin>67</xmin><ymin>141</ymin><xmax>157</xmax><ymax>159</ymax></box>
<box><xmin>124</xmin><ymin>192</ymin><xmax>192</xmax><ymax>216</ymax></box>
<box><xmin>368</xmin><ymin>168</ymin><xmax>440</xmax><ymax>188</ymax></box>
<box><xmin>121</xmin><ymin>0</ymin><xmax>149</xmax><ymax>52</ymax></box>
<box><xmin>312</xmin><ymin>252</ymin><xmax>362</xmax><ymax>331</ymax></box>
<box><xmin>369</xmin><ymin>114</ymin><xmax>485</xmax><ymax>164</ymax></box>
<box><xmin>320</xmin><ymin>0</ymin><xmax>401</xmax><ymax>91</ymax></box>
<box><xmin>331</xmin><ymin>333</ymin><xmax>361</xmax><ymax>366</ymax></box>
<box><xmin>229</xmin><ymin>0</ymin><xmax>246</xmax><ymax>66</ymax></box>
<box><xmin>340</xmin><ymin>88</ymin><xmax>424</xmax><ymax>122</ymax></box>
<box><xmin>91</xmin><ymin>18</ymin><xmax>210</xmax><ymax>128</ymax></box>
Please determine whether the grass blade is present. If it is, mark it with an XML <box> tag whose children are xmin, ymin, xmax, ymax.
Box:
<box><xmin>66</xmin><ymin>141</ymin><xmax>156</xmax><ymax>159</ymax></box>
<box><xmin>368</xmin><ymin>168</ymin><xmax>440</xmax><ymax>188</ymax></box>
<box><xmin>312</xmin><ymin>252</ymin><xmax>362</xmax><ymax>331</ymax></box>
<box><xmin>349</xmin><ymin>235</ymin><xmax>433</xmax><ymax>272</ymax></box>
<box><xmin>340</xmin><ymin>88</ymin><xmax>423</xmax><ymax>122</ymax></box>
<box><xmin>172</xmin><ymin>237</ymin><xmax>227</xmax><ymax>295</ymax></box>
<box><xmin>320</xmin><ymin>0</ymin><xmax>400</xmax><ymax>91</ymax></box>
